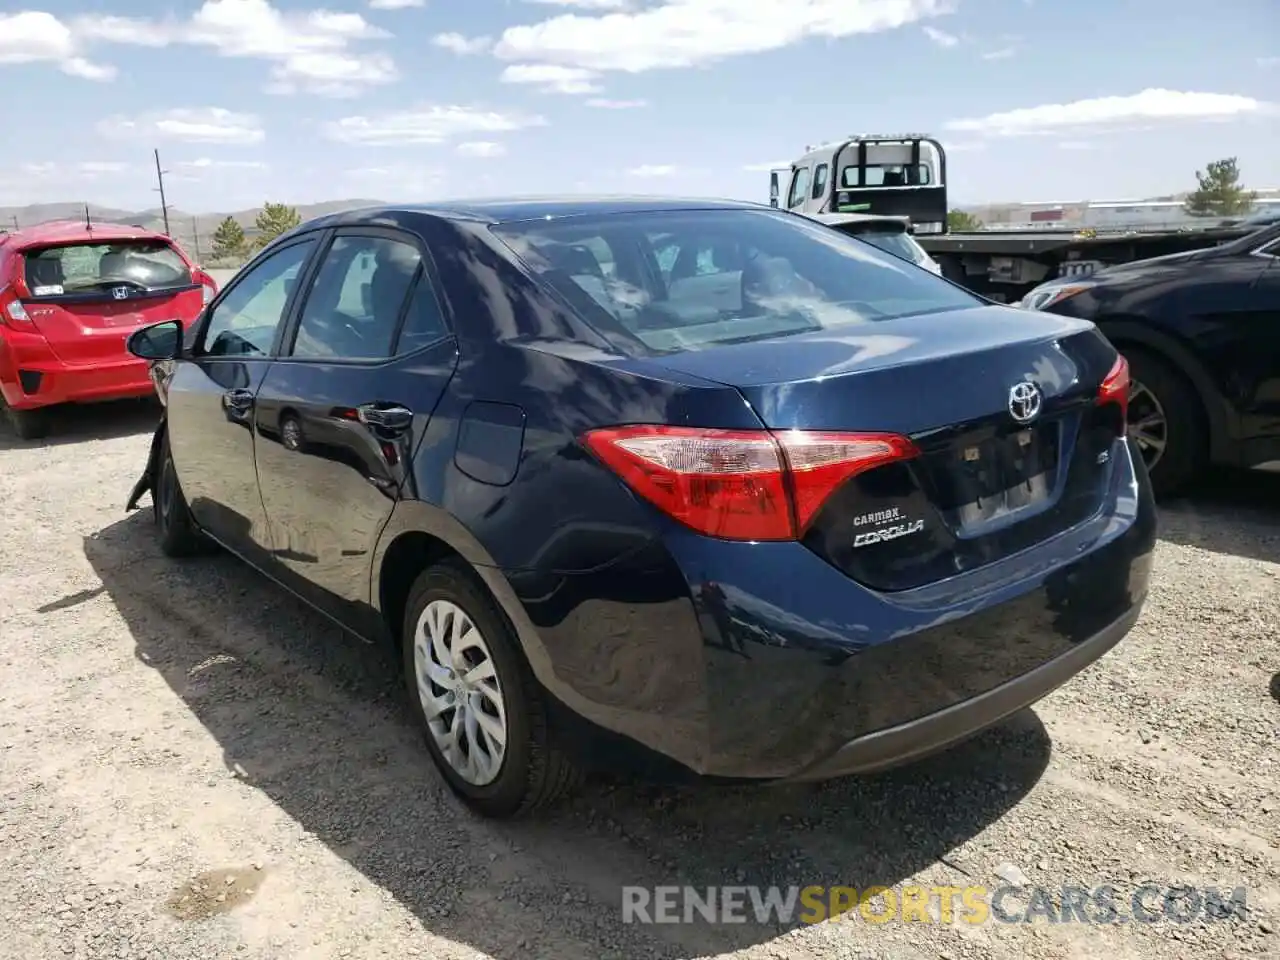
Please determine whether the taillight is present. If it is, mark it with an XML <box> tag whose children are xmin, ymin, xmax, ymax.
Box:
<box><xmin>1096</xmin><ymin>353</ymin><xmax>1130</xmax><ymax>427</ymax></box>
<box><xmin>0</xmin><ymin>285</ymin><xmax>34</xmax><ymax>329</ymax></box>
<box><xmin>580</xmin><ymin>425</ymin><xmax>919</xmax><ymax>542</ymax></box>
<box><xmin>194</xmin><ymin>270</ymin><xmax>217</xmax><ymax>305</ymax></box>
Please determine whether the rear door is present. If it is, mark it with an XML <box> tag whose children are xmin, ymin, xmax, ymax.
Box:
<box><xmin>252</xmin><ymin>227</ymin><xmax>459</xmax><ymax>629</ymax></box>
<box><xmin>165</xmin><ymin>235</ymin><xmax>322</xmax><ymax>563</ymax></box>
<box><xmin>19</xmin><ymin>239</ymin><xmax>205</xmax><ymax>364</ymax></box>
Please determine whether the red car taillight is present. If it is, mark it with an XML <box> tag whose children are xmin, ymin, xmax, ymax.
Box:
<box><xmin>1096</xmin><ymin>353</ymin><xmax>1130</xmax><ymax>429</ymax></box>
<box><xmin>580</xmin><ymin>425</ymin><xmax>919</xmax><ymax>541</ymax></box>
<box><xmin>0</xmin><ymin>285</ymin><xmax>35</xmax><ymax>330</ymax></box>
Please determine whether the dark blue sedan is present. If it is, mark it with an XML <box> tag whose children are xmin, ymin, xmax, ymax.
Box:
<box><xmin>124</xmin><ymin>197</ymin><xmax>1157</xmax><ymax>818</ymax></box>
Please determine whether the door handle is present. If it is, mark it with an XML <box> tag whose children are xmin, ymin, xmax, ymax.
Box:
<box><xmin>357</xmin><ymin>403</ymin><xmax>414</xmax><ymax>435</ymax></box>
<box><xmin>222</xmin><ymin>388</ymin><xmax>254</xmax><ymax>411</ymax></box>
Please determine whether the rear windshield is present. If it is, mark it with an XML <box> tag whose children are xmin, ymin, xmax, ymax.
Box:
<box><xmin>491</xmin><ymin>208</ymin><xmax>977</xmax><ymax>353</ymax></box>
<box><xmin>23</xmin><ymin>240</ymin><xmax>190</xmax><ymax>297</ymax></box>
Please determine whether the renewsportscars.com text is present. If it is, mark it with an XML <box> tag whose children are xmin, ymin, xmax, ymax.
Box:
<box><xmin>621</xmin><ymin>884</ymin><xmax>1249</xmax><ymax>926</ymax></box>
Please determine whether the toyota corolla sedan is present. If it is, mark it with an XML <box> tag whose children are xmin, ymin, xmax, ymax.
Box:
<box><xmin>122</xmin><ymin>197</ymin><xmax>1156</xmax><ymax>819</ymax></box>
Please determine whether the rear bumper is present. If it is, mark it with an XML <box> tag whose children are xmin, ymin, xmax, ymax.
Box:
<box><xmin>781</xmin><ymin>602</ymin><xmax>1141</xmax><ymax>782</ymax></box>
<box><xmin>499</xmin><ymin>438</ymin><xmax>1156</xmax><ymax>781</ymax></box>
<box><xmin>0</xmin><ymin>354</ymin><xmax>154</xmax><ymax>409</ymax></box>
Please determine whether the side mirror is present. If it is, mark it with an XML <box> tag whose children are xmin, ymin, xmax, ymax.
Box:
<box><xmin>127</xmin><ymin>319</ymin><xmax>182</xmax><ymax>361</ymax></box>
<box><xmin>769</xmin><ymin>172</ymin><xmax>780</xmax><ymax>208</ymax></box>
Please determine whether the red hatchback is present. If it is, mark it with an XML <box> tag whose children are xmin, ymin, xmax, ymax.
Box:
<box><xmin>0</xmin><ymin>220</ymin><xmax>217</xmax><ymax>439</ymax></box>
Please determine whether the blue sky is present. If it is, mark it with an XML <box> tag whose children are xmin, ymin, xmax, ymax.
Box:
<box><xmin>1</xmin><ymin>0</ymin><xmax>1276</xmax><ymax>213</ymax></box>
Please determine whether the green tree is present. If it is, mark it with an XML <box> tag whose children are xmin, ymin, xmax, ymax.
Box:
<box><xmin>948</xmin><ymin>209</ymin><xmax>983</xmax><ymax>232</ymax></box>
<box><xmin>253</xmin><ymin>202</ymin><xmax>302</xmax><ymax>248</ymax></box>
<box><xmin>210</xmin><ymin>216</ymin><xmax>247</xmax><ymax>260</ymax></box>
<box><xmin>1184</xmin><ymin>158</ymin><xmax>1257</xmax><ymax>218</ymax></box>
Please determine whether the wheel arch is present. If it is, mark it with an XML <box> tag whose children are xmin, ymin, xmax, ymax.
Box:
<box><xmin>1093</xmin><ymin>316</ymin><xmax>1233</xmax><ymax>464</ymax></box>
<box><xmin>370</xmin><ymin>502</ymin><xmax>542</xmax><ymax>672</ymax></box>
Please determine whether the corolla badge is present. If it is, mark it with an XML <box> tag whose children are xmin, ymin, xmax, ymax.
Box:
<box><xmin>1007</xmin><ymin>380</ymin><xmax>1043</xmax><ymax>424</ymax></box>
<box><xmin>851</xmin><ymin>506</ymin><xmax>926</xmax><ymax>549</ymax></box>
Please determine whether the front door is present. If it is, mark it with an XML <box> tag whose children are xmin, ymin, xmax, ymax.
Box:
<box><xmin>251</xmin><ymin>228</ymin><xmax>459</xmax><ymax>630</ymax></box>
<box><xmin>165</xmin><ymin>236</ymin><xmax>320</xmax><ymax>561</ymax></box>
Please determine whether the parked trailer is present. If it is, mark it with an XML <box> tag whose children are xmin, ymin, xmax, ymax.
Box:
<box><xmin>917</xmin><ymin>223</ymin><xmax>1255</xmax><ymax>302</ymax></box>
<box><xmin>769</xmin><ymin>135</ymin><xmax>1258</xmax><ymax>301</ymax></box>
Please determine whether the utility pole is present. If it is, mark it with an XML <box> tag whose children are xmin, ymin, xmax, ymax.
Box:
<box><xmin>153</xmin><ymin>148</ymin><xmax>171</xmax><ymax>236</ymax></box>
<box><xmin>192</xmin><ymin>217</ymin><xmax>202</xmax><ymax>261</ymax></box>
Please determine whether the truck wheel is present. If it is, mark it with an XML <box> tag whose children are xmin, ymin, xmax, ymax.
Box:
<box><xmin>3</xmin><ymin>402</ymin><xmax>49</xmax><ymax>441</ymax></box>
<box><xmin>402</xmin><ymin>559</ymin><xmax>583</xmax><ymax>818</ymax></box>
<box><xmin>1121</xmin><ymin>346</ymin><xmax>1207</xmax><ymax>498</ymax></box>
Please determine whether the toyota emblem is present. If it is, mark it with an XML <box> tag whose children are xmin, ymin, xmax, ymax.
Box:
<box><xmin>1007</xmin><ymin>381</ymin><xmax>1043</xmax><ymax>424</ymax></box>
<box><xmin>111</xmin><ymin>286</ymin><xmax>130</xmax><ymax>300</ymax></box>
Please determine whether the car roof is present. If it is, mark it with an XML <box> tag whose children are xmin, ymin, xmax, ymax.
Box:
<box><xmin>305</xmin><ymin>195</ymin><xmax>773</xmax><ymax>230</ymax></box>
<box><xmin>0</xmin><ymin>219</ymin><xmax>172</xmax><ymax>250</ymax></box>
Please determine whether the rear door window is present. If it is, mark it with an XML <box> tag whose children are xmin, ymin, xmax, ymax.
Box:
<box><xmin>23</xmin><ymin>240</ymin><xmax>191</xmax><ymax>298</ymax></box>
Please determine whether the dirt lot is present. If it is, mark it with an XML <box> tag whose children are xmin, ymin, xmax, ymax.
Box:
<box><xmin>1</xmin><ymin>402</ymin><xmax>1277</xmax><ymax>960</ymax></box>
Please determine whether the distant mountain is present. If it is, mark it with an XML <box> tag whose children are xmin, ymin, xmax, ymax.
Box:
<box><xmin>0</xmin><ymin>199</ymin><xmax>387</xmax><ymax>264</ymax></box>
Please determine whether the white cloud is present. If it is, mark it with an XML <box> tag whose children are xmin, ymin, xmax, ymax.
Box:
<box><xmin>433</xmin><ymin>32</ymin><xmax>492</xmax><ymax>55</ymax></box>
<box><xmin>922</xmin><ymin>25</ymin><xmax>957</xmax><ymax>47</ymax></box>
<box><xmin>981</xmin><ymin>46</ymin><xmax>1015</xmax><ymax>60</ymax></box>
<box><xmin>175</xmin><ymin>158</ymin><xmax>269</xmax><ymax>170</ymax></box>
<box><xmin>169</xmin><ymin>158</ymin><xmax>270</xmax><ymax>182</ymax></box>
<box><xmin>70</xmin><ymin>0</ymin><xmax>396</xmax><ymax>96</ymax></box>
<box><xmin>743</xmin><ymin>160</ymin><xmax>790</xmax><ymax>171</ymax></box>
<box><xmin>525</xmin><ymin>0</ymin><xmax>632</xmax><ymax>7</ymax></box>
<box><xmin>1259</xmin><ymin>56</ymin><xmax>1278</xmax><ymax>69</ymax></box>
<box><xmin>323</xmin><ymin>105</ymin><xmax>546</xmax><ymax>146</ymax></box>
<box><xmin>16</xmin><ymin>161</ymin><xmax>134</xmax><ymax>180</ymax></box>
<box><xmin>1057</xmin><ymin>140</ymin><xmax>1095</xmax><ymax>151</ymax></box>
<box><xmin>369</xmin><ymin>0</ymin><xmax>425</xmax><ymax>8</ymax></box>
<box><xmin>456</xmin><ymin>141</ymin><xmax>506</xmax><ymax>158</ymax></box>
<box><xmin>627</xmin><ymin>164</ymin><xmax>677</xmax><ymax>177</ymax></box>
<box><xmin>501</xmin><ymin>63</ymin><xmax>601</xmax><ymax>93</ymax></box>
<box><xmin>0</xmin><ymin>11</ymin><xmax>115</xmax><ymax>80</ymax></box>
<box><xmin>584</xmin><ymin>97</ymin><xmax>648</xmax><ymax>108</ymax></box>
<box><xmin>493</xmin><ymin>0</ymin><xmax>949</xmax><ymax>73</ymax></box>
<box><xmin>945</xmin><ymin>89</ymin><xmax>1270</xmax><ymax>137</ymax></box>
<box><xmin>343</xmin><ymin>163</ymin><xmax>447</xmax><ymax>199</ymax></box>
<box><xmin>98</xmin><ymin>107</ymin><xmax>266</xmax><ymax>145</ymax></box>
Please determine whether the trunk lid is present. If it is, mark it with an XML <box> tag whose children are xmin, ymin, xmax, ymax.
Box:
<box><xmin>639</xmin><ymin>305</ymin><xmax>1126</xmax><ymax>591</ymax></box>
<box><xmin>18</xmin><ymin>239</ymin><xmax>203</xmax><ymax>365</ymax></box>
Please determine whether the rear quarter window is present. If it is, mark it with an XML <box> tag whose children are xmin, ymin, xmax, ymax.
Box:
<box><xmin>23</xmin><ymin>240</ymin><xmax>191</xmax><ymax>297</ymax></box>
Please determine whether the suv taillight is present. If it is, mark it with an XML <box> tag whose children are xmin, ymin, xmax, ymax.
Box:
<box><xmin>1096</xmin><ymin>353</ymin><xmax>1130</xmax><ymax>429</ymax></box>
<box><xmin>580</xmin><ymin>425</ymin><xmax>919</xmax><ymax>541</ymax></box>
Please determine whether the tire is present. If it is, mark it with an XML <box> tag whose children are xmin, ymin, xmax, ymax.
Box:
<box><xmin>1120</xmin><ymin>345</ymin><xmax>1208</xmax><ymax>498</ymax></box>
<box><xmin>401</xmin><ymin>559</ymin><xmax>583</xmax><ymax>818</ymax></box>
<box><xmin>3</xmin><ymin>402</ymin><xmax>49</xmax><ymax>440</ymax></box>
<box><xmin>153</xmin><ymin>432</ymin><xmax>209</xmax><ymax>557</ymax></box>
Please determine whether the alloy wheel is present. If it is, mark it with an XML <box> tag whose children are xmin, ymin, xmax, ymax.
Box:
<box><xmin>1126</xmin><ymin>377</ymin><xmax>1168</xmax><ymax>473</ymax></box>
<box><xmin>413</xmin><ymin>599</ymin><xmax>509</xmax><ymax>786</ymax></box>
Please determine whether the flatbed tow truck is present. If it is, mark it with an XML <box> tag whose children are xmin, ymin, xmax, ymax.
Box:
<box><xmin>769</xmin><ymin>134</ymin><xmax>1257</xmax><ymax>302</ymax></box>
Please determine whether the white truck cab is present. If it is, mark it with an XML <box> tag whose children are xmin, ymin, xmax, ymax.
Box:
<box><xmin>770</xmin><ymin>135</ymin><xmax>948</xmax><ymax>234</ymax></box>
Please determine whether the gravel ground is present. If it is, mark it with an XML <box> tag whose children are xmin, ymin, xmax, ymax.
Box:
<box><xmin>1</xmin><ymin>402</ymin><xmax>1277</xmax><ymax>960</ymax></box>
